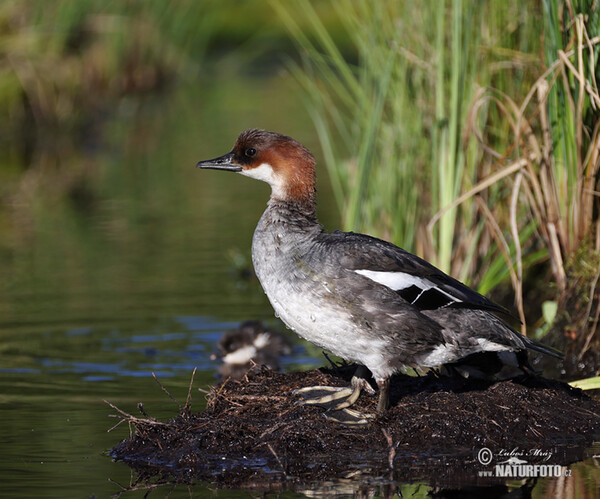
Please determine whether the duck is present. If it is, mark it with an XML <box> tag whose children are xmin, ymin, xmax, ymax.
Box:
<box><xmin>211</xmin><ymin>320</ymin><xmax>292</xmax><ymax>379</ymax></box>
<box><xmin>198</xmin><ymin>129</ymin><xmax>562</xmax><ymax>423</ymax></box>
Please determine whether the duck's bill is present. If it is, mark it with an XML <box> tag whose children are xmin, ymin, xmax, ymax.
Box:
<box><xmin>196</xmin><ymin>152</ymin><xmax>242</xmax><ymax>172</ymax></box>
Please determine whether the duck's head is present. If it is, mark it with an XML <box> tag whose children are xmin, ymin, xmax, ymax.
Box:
<box><xmin>197</xmin><ymin>129</ymin><xmax>316</xmax><ymax>205</ymax></box>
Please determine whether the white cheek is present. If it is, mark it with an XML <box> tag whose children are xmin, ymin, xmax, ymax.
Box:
<box><xmin>241</xmin><ymin>163</ymin><xmax>286</xmax><ymax>199</ymax></box>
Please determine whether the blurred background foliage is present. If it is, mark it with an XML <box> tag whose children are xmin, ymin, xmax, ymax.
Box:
<box><xmin>0</xmin><ymin>0</ymin><xmax>343</xmax><ymax>137</ymax></box>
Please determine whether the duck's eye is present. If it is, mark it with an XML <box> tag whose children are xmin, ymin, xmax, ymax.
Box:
<box><xmin>245</xmin><ymin>147</ymin><xmax>257</xmax><ymax>157</ymax></box>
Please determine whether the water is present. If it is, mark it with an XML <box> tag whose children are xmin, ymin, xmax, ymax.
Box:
<box><xmin>0</xmin><ymin>74</ymin><xmax>325</xmax><ymax>498</ymax></box>
<box><xmin>0</xmin><ymin>74</ymin><xmax>598</xmax><ymax>498</ymax></box>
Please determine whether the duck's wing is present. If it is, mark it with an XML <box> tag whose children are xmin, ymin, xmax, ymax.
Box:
<box><xmin>315</xmin><ymin>231</ymin><xmax>564</xmax><ymax>361</ymax></box>
<box><xmin>324</xmin><ymin>231</ymin><xmax>512</xmax><ymax>317</ymax></box>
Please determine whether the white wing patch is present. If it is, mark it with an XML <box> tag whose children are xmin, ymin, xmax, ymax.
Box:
<box><xmin>354</xmin><ymin>269</ymin><xmax>459</xmax><ymax>306</ymax></box>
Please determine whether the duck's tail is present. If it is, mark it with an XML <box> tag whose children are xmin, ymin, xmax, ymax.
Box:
<box><xmin>442</xmin><ymin>336</ymin><xmax>563</xmax><ymax>380</ymax></box>
<box><xmin>521</xmin><ymin>335</ymin><xmax>564</xmax><ymax>360</ymax></box>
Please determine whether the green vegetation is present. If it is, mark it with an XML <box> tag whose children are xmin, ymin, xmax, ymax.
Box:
<box><xmin>0</xmin><ymin>0</ymin><xmax>322</xmax><ymax>139</ymax></box>
<box><xmin>274</xmin><ymin>0</ymin><xmax>600</xmax><ymax>354</ymax></box>
<box><xmin>0</xmin><ymin>0</ymin><xmax>219</xmax><ymax>135</ymax></box>
<box><xmin>569</xmin><ymin>375</ymin><xmax>600</xmax><ymax>390</ymax></box>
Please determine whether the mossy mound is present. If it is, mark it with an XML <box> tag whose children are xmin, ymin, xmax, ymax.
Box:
<box><xmin>110</xmin><ymin>366</ymin><xmax>600</xmax><ymax>491</ymax></box>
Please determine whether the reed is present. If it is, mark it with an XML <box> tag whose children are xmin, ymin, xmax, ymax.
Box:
<box><xmin>273</xmin><ymin>2</ymin><xmax>542</xmax><ymax>278</ymax></box>
<box><xmin>460</xmin><ymin>0</ymin><xmax>599</xmax><ymax>338</ymax></box>
<box><xmin>275</xmin><ymin>0</ymin><xmax>599</xmax><ymax>342</ymax></box>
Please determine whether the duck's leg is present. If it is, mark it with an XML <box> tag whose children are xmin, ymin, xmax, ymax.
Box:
<box><xmin>293</xmin><ymin>365</ymin><xmax>375</xmax><ymax>411</ymax></box>
<box><xmin>376</xmin><ymin>378</ymin><xmax>390</xmax><ymax>412</ymax></box>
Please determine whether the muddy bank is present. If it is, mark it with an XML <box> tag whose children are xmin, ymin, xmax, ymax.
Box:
<box><xmin>110</xmin><ymin>365</ymin><xmax>600</xmax><ymax>491</ymax></box>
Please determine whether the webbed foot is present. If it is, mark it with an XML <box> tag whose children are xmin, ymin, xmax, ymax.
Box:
<box><xmin>324</xmin><ymin>407</ymin><xmax>376</xmax><ymax>425</ymax></box>
<box><xmin>293</xmin><ymin>367</ymin><xmax>377</xmax><ymax>424</ymax></box>
<box><xmin>293</xmin><ymin>368</ymin><xmax>375</xmax><ymax>411</ymax></box>
<box><xmin>293</xmin><ymin>384</ymin><xmax>357</xmax><ymax>410</ymax></box>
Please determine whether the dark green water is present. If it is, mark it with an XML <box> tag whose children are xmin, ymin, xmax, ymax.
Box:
<box><xmin>0</xmin><ymin>75</ymin><xmax>598</xmax><ymax>498</ymax></box>
<box><xmin>0</xmin><ymin>74</ymin><xmax>328</xmax><ymax>497</ymax></box>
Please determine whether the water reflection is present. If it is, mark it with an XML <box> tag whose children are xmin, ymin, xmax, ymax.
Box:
<box><xmin>0</xmin><ymin>74</ymin><xmax>327</xmax><ymax>498</ymax></box>
<box><xmin>107</xmin><ymin>454</ymin><xmax>600</xmax><ymax>499</ymax></box>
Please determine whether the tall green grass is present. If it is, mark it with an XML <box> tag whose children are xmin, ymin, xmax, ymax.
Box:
<box><xmin>461</xmin><ymin>0</ymin><xmax>599</xmax><ymax>341</ymax></box>
<box><xmin>275</xmin><ymin>0</ymin><xmax>599</xmax><ymax>337</ymax></box>
<box><xmin>274</xmin><ymin>3</ymin><xmax>540</xmax><ymax>270</ymax></box>
<box><xmin>541</xmin><ymin>0</ymin><xmax>600</xmax><ymax>283</ymax></box>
